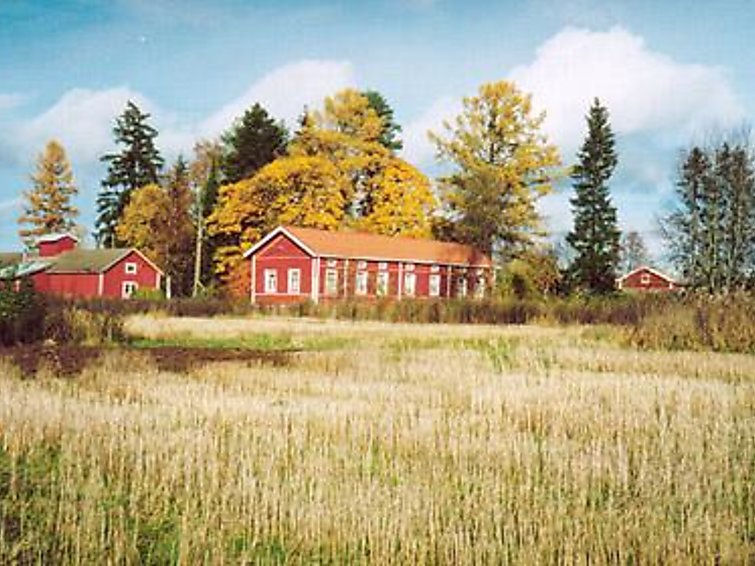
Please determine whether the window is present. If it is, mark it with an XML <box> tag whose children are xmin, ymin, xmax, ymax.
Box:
<box><xmin>376</xmin><ymin>272</ymin><xmax>389</xmax><ymax>296</ymax></box>
<box><xmin>457</xmin><ymin>276</ymin><xmax>467</xmax><ymax>297</ymax></box>
<box><xmin>404</xmin><ymin>272</ymin><xmax>416</xmax><ymax>296</ymax></box>
<box><xmin>326</xmin><ymin>259</ymin><xmax>338</xmax><ymax>268</ymax></box>
<box><xmin>288</xmin><ymin>268</ymin><xmax>301</xmax><ymax>294</ymax></box>
<box><xmin>355</xmin><ymin>271</ymin><xmax>368</xmax><ymax>295</ymax></box>
<box><xmin>475</xmin><ymin>276</ymin><xmax>486</xmax><ymax>298</ymax></box>
<box><xmin>404</xmin><ymin>263</ymin><xmax>415</xmax><ymax>272</ymax></box>
<box><xmin>325</xmin><ymin>269</ymin><xmax>338</xmax><ymax>295</ymax></box>
<box><xmin>122</xmin><ymin>281</ymin><xmax>138</xmax><ymax>299</ymax></box>
<box><xmin>125</xmin><ymin>262</ymin><xmax>137</xmax><ymax>275</ymax></box>
<box><xmin>378</xmin><ymin>261</ymin><xmax>388</xmax><ymax>271</ymax></box>
<box><xmin>429</xmin><ymin>274</ymin><xmax>441</xmax><ymax>297</ymax></box>
<box><xmin>357</xmin><ymin>260</ymin><xmax>367</xmax><ymax>270</ymax></box>
<box><xmin>640</xmin><ymin>273</ymin><xmax>650</xmax><ymax>285</ymax></box>
<box><xmin>264</xmin><ymin>269</ymin><xmax>278</xmax><ymax>293</ymax></box>
<box><xmin>431</xmin><ymin>264</ymin><xmax>440</xmax><ymax>273</ymax></box>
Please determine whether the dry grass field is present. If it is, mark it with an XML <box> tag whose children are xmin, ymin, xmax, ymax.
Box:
<box><xmin>1</xmin><ymin>316</ymin><xmax>754</xmax><ymax>563</ymax></box>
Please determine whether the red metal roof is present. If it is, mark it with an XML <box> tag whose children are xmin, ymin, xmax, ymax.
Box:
<box><xmin>250</xmin><ymin>226</ymin><xmax>493</xmax><ymax>267</ymax></box>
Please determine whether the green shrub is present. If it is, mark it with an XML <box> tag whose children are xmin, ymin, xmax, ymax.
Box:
<box><xmin>0</xmin><ymin>278</ymin><xmax>46</xmax><ymax>346</ymax></box>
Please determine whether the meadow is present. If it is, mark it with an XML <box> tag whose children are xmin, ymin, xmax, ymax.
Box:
<box><xmin>1</xmin><ymin>315</ymin><xmax>754</xmax><ymax>563</ymax></box>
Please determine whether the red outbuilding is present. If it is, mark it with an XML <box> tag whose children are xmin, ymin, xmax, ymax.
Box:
<box><xmin>0</xmin><ymin>234</ymin><xmax>163</xmax><ymax>299</ymax></box>
<box><xmin>616</xmin><ymin>265</ymin><xmax>681</xmax><ymax>293</ymax></box>
<box><xmin>244</xmin><ymin>225</ymin><xmax>494</xmax><ymax>305</ymax></box>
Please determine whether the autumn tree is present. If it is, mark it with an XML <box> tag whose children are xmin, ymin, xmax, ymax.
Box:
<box><xmin>364</xmin><ymin>90</ymin><xmax>403</xmax><ymax>152</ymax></box>
<box><xmin>116</xmin><ymin>159</ymin><xmax>195</xmax><ymax>296</ymax></box>
<box><xmin>18</xmin><ymin>140</ymin><xmax>79</xmax><ymax>248</ymax></box>
<box><xmin>566</xmin><ymin>99</ymin><xmax>621</xmax><ymax>294</ymax></box>
<box><xmin>291</xmin><ymin>88</ymin><xmax>434</xmax><ymax>228</ymax></box>
<box><xmin>620</xmin><ymin>230</ymin><xmax>649</xmax><ymax>273</ymax></box>
<box><xmin>96</xmin><ymin>101</ymin><xmax>163</xmax><ymax>248</ymax></box>
<box><xmin>358</xmin><ymin>159</ymin><xmax>434</xmax><ymax>238</ymax></box>
<box><xmin>430</xmin><ymin>81</ymin><xmax>561</xmax><ymax>259</ymax></box>
<box><xmin>221</xmin><ymin>102</ymin><xmax>288</xmax><ymax>184</ymax></box>
<box><xmin>207</xmin><ymin>155</ymin><xmax>347</xmax><ymax>292</ymax></box>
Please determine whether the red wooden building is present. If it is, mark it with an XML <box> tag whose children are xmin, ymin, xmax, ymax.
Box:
<box><xmin>616</xmin><ymin>266</ymin><xmax>681</xmax><ymax>293</ymax></box>
<box><xmin>244</xmin><ymin>226</ymin><xmax>494</xmax><ymax>305</ymax></box>
<box><xmin>0</xmin><ymin>234</ymin><xmax>163</xmax><ymax>299</ymax></box>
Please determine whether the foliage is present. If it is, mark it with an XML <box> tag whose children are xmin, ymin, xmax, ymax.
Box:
<box><xmin>18</xmin><ymin>140</ymin><xmax>79</xmax><ymax>249</ymax></box>
<box><xmin>430</xmin><ymin>80</ymin><xmax>562</xmax><ymax>258</ymax></box>
<box><xmin>363</xmin><ymin>90</ymin><xmax>403</xmax><ymax>152</ymax></box>
<box><xmin>189</xmin><ymin>140</ymin><xmax>223</xmax><ymax>294</ymax></box>
<box><xmin>497</xmin><ymin>246</ymin><xmax>562</xmax><ymax>299</ymax></box>
<box><xmin>566</xmin><ymin>99</ymin><xmax>621</xmax><ymax>294</ymax></box>
<box><xmin>357</xmin><ymin>158</ymin><xmax>435</xmax><ymax>237</ymax></box>
<box><xmin>619</xmin><ymin>230</ymin><xmax>650</xmax><ymax>273</ymax></box>
<box><xmin>220</xmin><ymin>102</ymin><xmax>288</xmax><ymax>184</ymax></box>
<box><xmin>116</xmin><ymin>160</ymin><xmax>195</xmax><ymax>297</ymax></box>
<box><xmin>0</xmin><ymin>278</ymin><xmax>45</xmax><ymax>346</ymax></box>
<box><xmin>662</xmin><ymin>134</ymin><xmax>755</xmax><ymax>293</ymax></box>
<box><xmin>96</xmin><ymin>101</ymin><xmax>164</xmax><ymax>248</ymax></box>
<box><xmin>207</xmin><ymin>155</ymin><xmax>347</xmax><ymax>287</ymax></box>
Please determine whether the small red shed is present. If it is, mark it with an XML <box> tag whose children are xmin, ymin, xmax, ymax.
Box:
<box><xmin>244</xmin><ymin>225</ymin><xmax>494</xmax><ymax>305</ymax></box>
<box><xmin>616</xmin><ymin>266</ymin><xmax>680</xmax><ymax>293</ymax></box>
<box><xmin>0</xmin><ymin>233</ymin><xmax>163</xmax><ymax>299</ymax></box>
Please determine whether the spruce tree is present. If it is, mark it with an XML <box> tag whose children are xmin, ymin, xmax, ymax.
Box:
<box><xmin>567</xmin><ymin>98</ymin><xmax>621</xmax><ymax>293</ymax></box>
<box><xmin>220</xmin><ymin>102</ymin><xmax>288</xmax><ymax>184</ymax></box>
<box><xmin>363</xmin><ymin>90</ymin><xmax>403</xmax><ymax>152</ymax></box>
<box><xmin>18</xmin><ymin>140</ymin><xmax>79</xmax><ymax>248</ymax></box>
<box><xmin>95</xmin><ymin>100</ymin><xmax>164</xmax><ymax>248</ymax></box>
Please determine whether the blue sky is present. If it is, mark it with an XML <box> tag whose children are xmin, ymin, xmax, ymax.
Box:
<box><xmin>1</xmin><ymin>0</ymin><xmax>754</xmax><ymax>261</ymax></box>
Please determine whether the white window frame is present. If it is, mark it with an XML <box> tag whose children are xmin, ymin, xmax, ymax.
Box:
<box><xmin>122</xmin><ymin>281</ymin><xmax>138</xmax><ymax>299</ymax></box>
<box><xmin>325</xmin><ymin>268</ymin><xmax>339</xmax><ymax>295</ymax></box>
<box><xmin>404</xmin><ymin>263</ymin><xmax>415</xmax><ymax>272</ymax></box>
<box><xmin>429</xmin><ymin>274</ymin><xmax>441</xmax><ymax>297</ymax></box>
<box><xmin>264</xmin><ymin>269</ymin><xmax>278</xmax><ymax>293</ymax></box>
<box><xmin>357</xmin><ymin>260</ymin><xmax>367</xmax><ymax>270</ymax></box>
<box><xmin>457</xmin><ymin>276</ymin><xmax>467</xmax><ymax>298</ymax></box>
<box><xmin>287</xmin><ymin>268</ymin><xmax>301</xmax><ymax>294</ymax></box>
<box><xmin>640</xmin><ymin>273</ymin><xmax>650</xmax><ymax>285</ymax></box>
<box><xmin>355</xmin><ymin>271</ymin><xmax>368</xmax><ymax>295</ymax></box>
<box><xmin>430</xmin><ymin>264</ymin><xmax>440</xmax><ymax>273</ymax></box>
<box><xmin>378</xmin><ymin>261</ymin><xmax>388</xmax><ymax>271</ymax></box>
<box><xmin>376</xmin><ymin>271</ymin><xmax>389</xmax><ymax>296</ymax></box>
<box><xmin>125</xmin><ymin>262</ymin><xmax>138</xmax><ymax>275</ymax></box>
<box><xmin>475</xmin><ymin>276</ymin><xmax>486</xmax><ymax>298</ymax></box>
<box><xmin>403</xmin><ymin>272</ymin><xmax>416</xmax><ymax>297</ymax></box>
<box><xmin>326</xmin><ymin>259</ymin><xmax>338</xmax><ymax>268</ymax></box>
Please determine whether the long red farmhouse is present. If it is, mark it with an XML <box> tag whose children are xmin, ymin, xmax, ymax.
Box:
<box><xmin>0</xmin><ymin>233</ymin><xmax>163</xmax><ymax>299</ymax></box>
<box><xmin>244</xmin><ymin>226</ymin><xmax>493</xmax><ymax>305</ymax></box>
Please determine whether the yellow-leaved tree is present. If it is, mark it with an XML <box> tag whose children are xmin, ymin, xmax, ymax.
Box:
<box><xmin>207</xmin><ymin>155</ymin><xmax>347</xmax><ymax>292</ymax></box>
<box><xmin>358</xmin><ymin>159</ymin><xmax>435</xmax><ymax>238</ymax></box>
<box><xmin>116</xmin><ymin>183</ymin><xmax>169</xmax><ymax>266</ymax></box>
<box><xmin>430</xmin><ymin>81</ymin><xmax>562</xmax><ymax>258</ymax></box>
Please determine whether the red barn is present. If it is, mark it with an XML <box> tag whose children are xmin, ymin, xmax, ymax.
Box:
<box><xmin>616</xmin><ymin>266</ymin><xmax>680</xmax><ymax>293</ymax></box>
<box><xmin>244</xmin><ymin>225</ymin><xmax>494</xmax><ymax>305</ymax></box>
<box><xmin>0</xmin><ymin>234</ymin><xmax>163</xmax><ymax>299</ymax></box>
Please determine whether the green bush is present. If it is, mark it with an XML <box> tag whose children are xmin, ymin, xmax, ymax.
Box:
<box><xmin>0</xmin><ymin>278</ymin><xmax>46</xmax><ymax>346</ymax></box>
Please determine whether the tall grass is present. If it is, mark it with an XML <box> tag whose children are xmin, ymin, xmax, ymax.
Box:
<box><xmin>1</xmin><ymin>319</ymin><xmax>753</xmax><ymax>563</ymax></box>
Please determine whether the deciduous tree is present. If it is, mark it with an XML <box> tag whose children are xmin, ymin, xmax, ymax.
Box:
<box><xmin>18</xmin><ymin>140</ymin><xmax>79</xmax><ymax>248</ymax></box>
<box><xmin>430</xmin><ymin>81</ymin><xmax>561</xmax><ymax>258</ymax></box>
<box><xmin>566</xmin><ymin>99</ymin><xmax>621</xmax><ymax>293</ymax></box>
<box><xmin>620</xmin><ymin>231</ymin><xmax>649</xmax><ymax>273</ymax></box>
<box><xmin>96</xmin><ymin>101</ymin><xmax>163</xmax><ymax>248</ymax></box>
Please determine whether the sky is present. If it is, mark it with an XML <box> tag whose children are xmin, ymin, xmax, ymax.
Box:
<box><xmin>1</xmin><ymin>0</ymin><xmax>754</xmax><ymax>261</ymax></box>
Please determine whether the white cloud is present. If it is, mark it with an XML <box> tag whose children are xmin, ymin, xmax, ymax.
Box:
<box><xmin>20</xmin><ymin>87</ymin><xmax>152</xmax><ymax>164</ymax></box>
<box><xmin>0</xmin><ymin>94</ymin><xmax>24</xmax><ymax>112</ymax></box>
<box><xmin>200</xmin><ymin>59</ymin><xmax>357</xmax><ymax>137</ymax></box>
<box><xmin>401</xmin><ymin>96</ymin><xmax>461</xmax><ymax>166</ymax></box>
<box><xmin>509</xmin><ymin>27</ymin><xmax>744</xmax><ymax>154</ymax></box>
